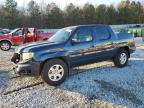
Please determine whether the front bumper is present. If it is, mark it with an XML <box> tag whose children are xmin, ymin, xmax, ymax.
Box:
<box><xmin>13</xmin><ymin>60</ymin><xmax>41</xmax><ymax>76</ymax></box>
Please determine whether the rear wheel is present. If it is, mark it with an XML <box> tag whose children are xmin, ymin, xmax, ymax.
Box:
<box><xmin>0</xmin><ymin>41</ymin><xmax>11</xmax><ymax>51</ymax></box>
<box><xmin>113</xmin><ymin>49</ymin><xmax>129</xmax><ymax>67</ymax></box>
<box><xmin>41</xmin><ymin>59</ymin><xmax>68</xmax><ymax>86</ymax></box>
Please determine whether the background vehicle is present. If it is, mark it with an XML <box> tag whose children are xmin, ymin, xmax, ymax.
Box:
<box><xmin>11</xmin><ymin>24</ymin><xmax>136</xmax><ymax>86</ymax></box>
<box><xmin>0</xmin><ymin>30</ymin><xmax>5</xmax><ymax>35</ymax></box>
<box><xmin>0</xmin><ymin>28</ymin><xmax>11</xmax><ymax>34</ymax></box>
<box><xmin>0</xmin><ymin>28</ymin><xmax>54</xmax><ymax>51</ymax></box>
<box><xmin>117</xmin><ymin>27</ymin><xmax>144</xmax><ymax>37</ymax></box>
<box><xmin>2</xmin><ymin>29</ymin><xmax>11</xmax><ymax>34</ymax></box>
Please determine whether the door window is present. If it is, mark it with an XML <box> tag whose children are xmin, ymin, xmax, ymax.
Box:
<box><xmin>94</xmin><ymin>26</ymin><xmax>110</xmax><ymax>41</ymax></box>
<box><xmin>72</xmin><ymin>27</ymin><xmax>93</xmax><ymax>43</ymax></box>
<box><xmin>14</xmin><ymin>29</ymin><xmax>22</xmax><ymax>36</ymax></box>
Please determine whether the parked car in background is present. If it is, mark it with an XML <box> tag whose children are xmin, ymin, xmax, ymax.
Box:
<box><xmin>2</xmin><ymin>29</ymin><xmax>11</xmax><ymax>34</ymax></box>
<box><xmin>0</xmin><ymin>28</ymin><xmax>11</xmax><ymax>34</ymax></box>
<box><xmin>11</xmin><ymin>24</ymin><xmax>136</xmax><ymax>86</ymax></box>
<box><xmin>0</xmin><ymin>30</ymin><xmax>5</xmax><ymax>35</ymax></box>
<box><xmin>0</xmin><ymin>28</ymin><xmax>54</xmax><ymax>51</ymax></box>
<box><xmin>118</xmin><ymin>28</ymin><xmax>144</xmax><ymax>37</ymax></box>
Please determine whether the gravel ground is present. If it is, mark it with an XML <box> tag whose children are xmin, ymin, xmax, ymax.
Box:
<box><xmin>0</xmin><ymin>42</ymin><xmax>144</xmax><ymax>108</ymax></box>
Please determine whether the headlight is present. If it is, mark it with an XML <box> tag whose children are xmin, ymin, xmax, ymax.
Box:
<box><xmin>22</xmin><ymin>53</ymin><xmax>34</xmax><ymax>61</ymax></box>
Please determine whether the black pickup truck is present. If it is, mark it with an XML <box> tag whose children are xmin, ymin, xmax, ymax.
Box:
<box><xmin>11</xmin><ymin>24</ymin><xmax>136</xmax><ymax>86</ymax></box>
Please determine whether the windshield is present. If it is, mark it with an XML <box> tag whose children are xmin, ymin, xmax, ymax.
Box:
<box><xmin>48</xmin><ymin>28</ymin><xmax>73</xmax><ymax>43</ymax></box>
<box><xmin>10</xmin><ymin>28</ymin><xmax>21</xmax><ymax>34</ymax></box>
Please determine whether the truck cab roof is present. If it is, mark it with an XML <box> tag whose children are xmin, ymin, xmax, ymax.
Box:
<box><xmin>65</xmin><ymin>24</ymin><xmax>108</xmax><ymax>29</ymax></box>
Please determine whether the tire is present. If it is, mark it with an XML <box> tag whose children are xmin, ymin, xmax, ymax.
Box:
<box><xmin>0</xmin><ymin>41</ymin><xmax>11</xmax><ymax>51</ymax></box>
<box><xmin>113</xmin><ymin>49</ymin><xmax>129</xmax><ymax>67</ymax></box>
<box><xmin>41</xmin><ymin>59</ymin><xmax>68</xmax><ymax>86</ymax></box>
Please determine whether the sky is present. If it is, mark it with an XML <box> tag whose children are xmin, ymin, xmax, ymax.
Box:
<box><xmin>0</xmin><ymin>0</ymin><xmax>143</xmax><ymax>9</ymax></box>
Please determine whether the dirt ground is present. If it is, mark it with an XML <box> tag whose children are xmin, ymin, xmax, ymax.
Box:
<box><xmin>0</xmin><ymin>45</ymin><xmax>144</xmax><ymax>108</ymax></box>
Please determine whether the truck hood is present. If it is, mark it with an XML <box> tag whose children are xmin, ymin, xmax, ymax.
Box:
<box><xmin>15</xmin><ymin>41</ymin><xmax>63</xmax><ymax>53</ymax></box>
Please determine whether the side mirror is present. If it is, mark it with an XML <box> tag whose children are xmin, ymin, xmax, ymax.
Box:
<box><xmin>12</xmin><ymin>33</ymin><xmax>18</xmax><ymax>36</ymax></box>
<box><xmin>12</xmin><ymin>33</ymin><xmax>15</xmax><ymax>36</ymax></box>
<box><xmin>72</xmin><ymin>38</ymin><xmax>77</xmax><ymax>42</ymax></box>
<box><xmin>71</xmin><ymin>38</ymin><xmax>78</xmax><ymax>45</ymax></box>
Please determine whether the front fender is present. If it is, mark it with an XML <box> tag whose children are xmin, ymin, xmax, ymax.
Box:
<box><xmin>0</xmin><ymin>39</ymin><xmax>13</xmax><ymax>45</ymax></box>
<box><xmin>34</xmin><ymin>50</ymin><xmax>70</xmax><ymax>68</ymax></box>
<box><xmin>33</xmin><ymin>48</ymin><xmax>69</xmax><ymax>62</ymax></box>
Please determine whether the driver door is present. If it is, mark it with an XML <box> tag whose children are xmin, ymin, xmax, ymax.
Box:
<box><xmin>68</xmin><ymin>27</ymin><xmax>95</xmax><ymax>66</ymax></box>
<box><xmin>25</xmin><ymin>28</ymin><xmax>35</xmax><ymax>43</ymax></box>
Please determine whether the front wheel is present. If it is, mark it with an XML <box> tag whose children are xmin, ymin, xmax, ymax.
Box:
<box><xmin>113</xmin><ymin>49</ymin><xmax>129</xmax><ymax>67</ymax></box>
<box><xmin>0</xmin><ymin>41</ymin><xmax>11</xmax><ymax>51</ymax></box>
<box><xmin>41</xmin><ymin>59</ymin><xmax>68</xmax><ymax>86</ymax></box>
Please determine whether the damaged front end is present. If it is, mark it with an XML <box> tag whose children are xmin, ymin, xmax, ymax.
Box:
<box><xmin>11</xmin><ymin>53</ymin><xmax>21</xmax><ymax>64</ymax></box>
<box><xmin>11</xmin><ymin>53</ymin><xmax>41</xmax><ymax>76</ymax></box>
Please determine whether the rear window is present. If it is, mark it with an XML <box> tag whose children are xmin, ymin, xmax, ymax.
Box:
<box><xmin>94</xmin><ymin>26</ymin><xmax>110</xmax><ymax>40</ymax></box>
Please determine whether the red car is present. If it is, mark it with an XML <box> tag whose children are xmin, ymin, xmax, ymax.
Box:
<box><xmin>0</xmin><ymin>28</ymin><xmax>54</xmax><ymax>51</ymax></box>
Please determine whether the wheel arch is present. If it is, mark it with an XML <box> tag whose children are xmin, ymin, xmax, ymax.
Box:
<box><xmin>39</xmin><ymin>56</ymin><xmax>70</xmax><ymax>75</ymax></box>
<box><xmin>119</xmin><ymin>46</ymin><xmax>130</xmax><ymax>58</ymax></box>
<box><xmin>0</xmin><ymin>39</ymin><xmax>13</xmax><ymax>45</ymax></box>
